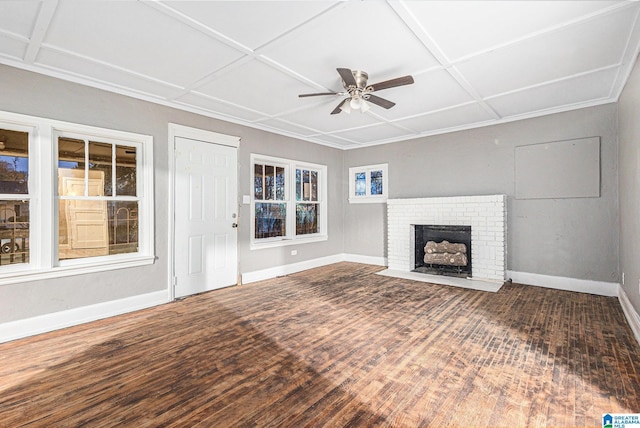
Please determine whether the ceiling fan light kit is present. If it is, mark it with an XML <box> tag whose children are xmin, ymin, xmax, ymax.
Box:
<box><xmin>339</xmin><ymin>95</ymin><xmax>370</xmax><ymax>114</ymax></box>
<box><xmin>299</xmin><ymin>68</ymin><xmax>414</xmax><ymax>115</ymax></box>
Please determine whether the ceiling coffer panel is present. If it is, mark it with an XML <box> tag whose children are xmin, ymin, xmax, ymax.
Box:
<box><xmin>0</xmin><ymin>0</ymin><xmax>637</xmax><ymax>149</ymax></box>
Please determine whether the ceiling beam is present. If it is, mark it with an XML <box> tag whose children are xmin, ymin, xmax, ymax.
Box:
<box><xmin>24</xmin><ymin>0</ymin><xmax>58</xmax><ymax>64</ymax></box>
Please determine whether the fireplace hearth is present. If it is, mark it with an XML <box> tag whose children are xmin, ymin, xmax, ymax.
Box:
<box><xmin>413</xmin><ymin>225</ymin><xmax>471</xmax><ymax>278</ymax></box>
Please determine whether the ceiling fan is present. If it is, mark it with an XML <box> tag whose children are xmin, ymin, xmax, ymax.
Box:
<box><xmin>299</xmin><ymin>68</ymin><xmax>414</xmax><ymax>115</ymax></box>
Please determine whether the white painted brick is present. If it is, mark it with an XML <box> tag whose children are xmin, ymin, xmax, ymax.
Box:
<box><xmin>387</xmin><ymin>195</ymin><xmax>506</xmax><ymax>280</ymax></box>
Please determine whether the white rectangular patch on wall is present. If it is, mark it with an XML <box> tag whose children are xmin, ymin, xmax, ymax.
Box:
<box><xmin>515</xmin><ymin>136</ymin><xmax>600</xmax><ymax>199</ymax></box>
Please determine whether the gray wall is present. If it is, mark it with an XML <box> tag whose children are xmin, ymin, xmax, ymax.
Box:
<box><xmin>619</xmin><ymin>54</ymin><xmax>640</xmax><ymax>314</ymax></box>
<box><xmin>344</xmin><ymin>103</ymin><xmax>619</xmax><ymax>284</ymax></box>
<box><xmin>0</xmin><ymin>64</ymin><xmax>344</xmax><ymax>323</ymax></box>
<box><xmin>0</xmin><ymin>61</ymin><xmax>629</xmax><ymax>326</ymax></box>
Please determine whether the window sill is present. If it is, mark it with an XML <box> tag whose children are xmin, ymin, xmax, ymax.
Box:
<box><xmin>250</xmin><ymin>235</ymin><xmax>327</xmax><ymax>250</ymax></box>
<box><xmin>0</xmin><ymin>255</ymin><xmax>156</xmax><ymax>286</ymax></box>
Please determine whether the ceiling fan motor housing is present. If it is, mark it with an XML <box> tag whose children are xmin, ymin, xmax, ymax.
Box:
<box><xmin>345</xmin><ymin>70</ymin><xmax>368</xmax><ymax>101</ymax></box>
<box><xmin>349</xmin><ymin>70</ymin><xmax>368</xmax><ymax>90</ymax></box>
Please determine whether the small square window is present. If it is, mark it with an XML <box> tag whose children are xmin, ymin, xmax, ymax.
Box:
<box><xmin>349</xmin><ymin>163</ymin><xmax>388</xmax><ymax>203</ymax></box>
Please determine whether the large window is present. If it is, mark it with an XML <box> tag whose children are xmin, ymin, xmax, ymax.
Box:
<box><xmin>0</xmin><ymin>111</ymin><xmax>154</xmax><ymax>284</ymax></box>
<box><xmin>251</xmin><ymin>154</ymin><xmax>326</xmax><ymax>248</ymax></box>
<box><xmin>56</xmin><ymin>133</ymin><xmax>140</xmax><ymax>260</ymax></box>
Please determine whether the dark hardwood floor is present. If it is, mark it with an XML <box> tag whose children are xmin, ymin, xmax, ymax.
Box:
<box><xmin>1</xmin><ymin>262</ymin><xmax>639</xmax><ymax>427</ymax></box>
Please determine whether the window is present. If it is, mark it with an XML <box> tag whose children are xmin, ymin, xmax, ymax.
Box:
<box><xmin>295</xmin><ymin>168</ymin><xmax>320</xmax><ymax>235</ymax></box>
<box><xmin>56</xmin><ymin>132</ymin><xmax>140</xmax><ymax>261</ymax></box>
<box><xmin>251</xmin><ymin>154</ymin><xmax>326</xmax><ymax>248</ymax></box>
<box><xmin>349</xmin><ymin>163</ymin><xmax>388</xmax><ymax>203</ymax></box>
<box><xmin>253</xmin><ymin>161</ymin><xmax>287</xmax><ymax>239</ymax></box>
<box><xmin>0</xmin><ymin>110</ymin><xmax>154</xmax><ymax>284</ymax></box>
<box><xmin>0</xmin><ymin>127</ymin><xmax>30</xmax><ymax>267</ymax></box>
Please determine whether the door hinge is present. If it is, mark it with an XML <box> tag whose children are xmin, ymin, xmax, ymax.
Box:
<box><xmin>173</xmin><ymin>276</ymin><xmax>178</xmax><ymax>287</ymax></box>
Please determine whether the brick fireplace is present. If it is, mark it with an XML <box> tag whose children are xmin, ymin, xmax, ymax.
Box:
<box><xmin>387</xmin><ymin>195</ymin><xmax>506</xmax><ymax>283</ymax></box>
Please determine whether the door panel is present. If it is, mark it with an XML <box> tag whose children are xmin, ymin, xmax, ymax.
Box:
<box><xmin>174</xmin><ymin>137</ymin><xmax>237</xmax><ymax>298</ymax></box>
<box><xmin>58</xmin><ymin>170</ymin><xmax>109</xmax><ymax>259</ymax></box>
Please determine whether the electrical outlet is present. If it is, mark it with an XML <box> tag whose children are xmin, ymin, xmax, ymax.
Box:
<box><xmin>291</xmin><ymin>249</ymin><xmax>297</xmax><ymax>256</ymax></box>
<box><xmin>622</xmin><ymin>272</ymin><xmax>625</xmax><ymax>285</ymax></box>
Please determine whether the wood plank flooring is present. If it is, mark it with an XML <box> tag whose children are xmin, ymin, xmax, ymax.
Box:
<box><xmin>1</xmin><ymin>262</ymin><xmax>639</xmax><ymax>427</ymax></box>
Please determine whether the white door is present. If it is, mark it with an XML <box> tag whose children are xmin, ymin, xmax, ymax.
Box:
<box><xmin>174</xmin><ymin>136</ymin><xmax>238</xmax><ymax>298</ymax></box>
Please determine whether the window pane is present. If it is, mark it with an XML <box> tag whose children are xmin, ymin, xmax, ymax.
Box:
<box><xmin>0</xmin><ymin>129</ymin><xmax>28</xmax><ymax>194</ymax></box>
<box><xmin>58</xmin><ymin>137</ymin><xmax>86</xmax><ymax>195</ymax></box>
<box><xmin>89</xmin><ymin>141</ymin><xmax>113</xmax><ymax>196</ymax></box>
<box><xmin>254</xmin><ymin>163</ymin><xmax>263</xmax><ymax>200</ymax></box>
<box><xmin>59</xmin><ymin>199</ymin><xmax>109</xmax><ymax>260</ymax></box>
<box><xmin>303</xmin><ymin>169</ymin><xmax>310</xmax><ymax>201</ymax></box>
<box><xmin>265</xmin><ymin>165</ymin><xmax>274</xmax><ymax>200</ymax></box>
<box><xmin>255</xmin><ymin>202</ymin><xmax>286</xmax><ymax>239</ymax></box>
<box><xmin>296</xmin><ymin>203</ymin><xmax>318</xmax><ymax>235</ymax></box>
<box><xmin>276</xmin><ymin>166</ymin><xmax>285</xmax><ymax>200</ymax></box>
<box><xmin>371</xmin><ymin>170</ymin><xmax>383</xmax><ymax>195</ymax></box>
<box><xmin>0</xmin><ymin>201</ymin><xmax>29</xmax><ymax>265</ymax></box>
<box><xmin>296</xmin><ymin>169</ymin><xmax>301</xmax><ymax>201</ymax></box>
<box><xmin>116</xmin><ymin>145</ymin><xmax>136</xmax><ymax>196</ymax></box>
<box><xmin>59</xmin><ymin>200</ymin><xmax>139</xmax><ymax>260</ymax></box>
<box><xmin>58</xmin><ymin>167</ymin><xmax>105</xmax><ymax>197</ymax></box>
<box><xmin>355</xmin><ymin>172</ymin><xmax>366</xmax><ymax>196</ymax></box>
<box><xmin>311</xmin><ymin>171</ymin><xmax>318</xmax><ymax>201</ymax></box>
<box><xmin>108</xmin><ymin>201</ymin><xmax>138</xmax><ymax>254</ymax></box>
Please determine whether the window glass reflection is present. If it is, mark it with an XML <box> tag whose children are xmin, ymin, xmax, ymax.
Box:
<box><xmin>355</xmin><ymin>172</ymin><xmax>366</xmax><ymax>196</ymax></box>
<box><xmin>296</xmin><ymin>204</ymin><xmax>318</xmax><ymax>235</ymax></box>
<box><xmin>255</xmin><ymin>203</ymin><xmax>286</xmax><ymax>239</ymax></box>
<box><xmin>116</xmin><ymin>145</ymin><xmax>136</xmax><ymax>196</ymax></box>
<box><xmin>371</xmin><ymin>170</ymin><xmax>383</xmax><ymax>195</ymax></box>
<box><xmin>0</xmin><ymin>200</ymin><xmax>29</xmax><ymax>265</ymax></box>
<box><xmin>0</xmin><ymin>129</ymin><xmax>28</xmax><ymax>195</ymax></box>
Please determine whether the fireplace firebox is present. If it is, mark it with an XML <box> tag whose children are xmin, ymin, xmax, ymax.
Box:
<box><xmin>413</xmin><ymin>225</ymin><xmax>472</xmax><ymax>278</ymax></box>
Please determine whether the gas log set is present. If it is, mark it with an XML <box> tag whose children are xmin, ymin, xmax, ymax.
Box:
<box><xmin>423</xmin><ymin>240</ymin><xmax>468</xmax><ymax>267</ymax></box>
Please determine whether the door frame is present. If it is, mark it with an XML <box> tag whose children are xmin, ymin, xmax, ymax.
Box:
<box><xmin>167</xmin><ymin>123</ymin><xmax>240</xmax><ymax>301</ymax></box>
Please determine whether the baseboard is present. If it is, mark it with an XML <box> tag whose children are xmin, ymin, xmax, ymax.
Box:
<box><xmin>241</xmin><ymin>253</ymin><xmax>387</xmax><ymax>284</ymax></box>
<box><xmin>618</xmin><ymin>285</ymin><xmax>640</xmax><ymax>346</ymax></box>
<box><xmin>241</xmin><ymin>254</ymin><xmax>345</xmax><ymax>284</ymax></box>
<box><xmin>342</xmin><ymin>253</ymin><xmax>388</xmax><ymax>266</ymax></box>
<box><xmin>506</xmin><ymin>270</ymin><xmax>618</xmax><ymax>296</ymax></box>
<box><xmin>0</xmin><ymin>290</ymin><xmax>168</xmax><ymax>344</ymax></box>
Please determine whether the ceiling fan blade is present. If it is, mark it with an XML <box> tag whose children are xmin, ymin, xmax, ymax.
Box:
<box><xmin>298</xmin><ymin>92</ymin><xmax>339</xmax><ymax>98</ymax></box>
<box><xmin>367</xmin><ymin>75</ymin><xmax>414</xmax><ymax>92</ymax></box>
<box><xmin>337</xmin><ymin>68</ymin><xmax>357</xmax><ymax>87</ymax></box>
<box><xmin>365</xmin><ymin>94</ymin><xmax>396</xmax><ymax>109</ymax></box>
<box><xmin>330</xmin><ymin>99</ymin><xmax>348</xmax><ymax>115</ymax></box>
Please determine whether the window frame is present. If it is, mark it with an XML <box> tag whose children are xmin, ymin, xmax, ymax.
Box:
<box><xmin>0</xmin><ymin>110</ymin><xmax>154</xmax><ymax>285</ymax></box>
<box><xmin>250</xmin><ymin>154</ymin><xmax>327</xmax><ymax>250</ymax></box>
<box><xmin>0</xmin><ymin>119</ymin><xmax>36</xmax><ymax>275</ymax></box>
<box><xmin>348</xmin><ymin>163</ymin><xmax>388</xmax><ymax>203</ymax></box>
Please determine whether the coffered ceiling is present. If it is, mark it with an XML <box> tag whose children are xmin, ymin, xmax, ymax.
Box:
<box><xmin>1</xmin><ymin>1</ymin><xmax>639</xmax><ymax>149</ymax></box>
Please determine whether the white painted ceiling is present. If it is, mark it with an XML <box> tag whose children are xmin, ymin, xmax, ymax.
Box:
<box><xmin>1</xmin><ymin>1</ymin><xmax>639</xmax><ymax>149</ymax></box>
